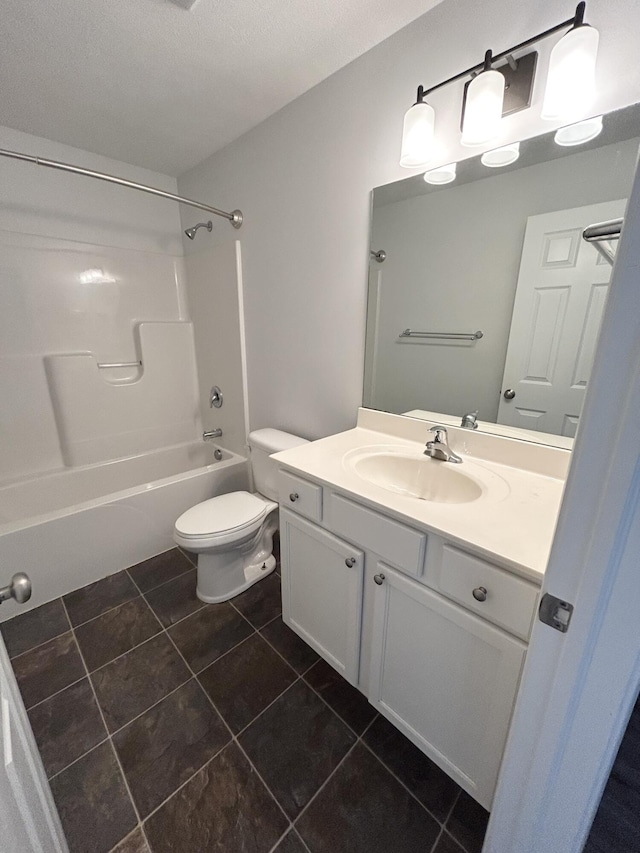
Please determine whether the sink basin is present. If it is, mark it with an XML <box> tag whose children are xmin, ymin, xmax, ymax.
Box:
<box><xmin>345</xmin><ymin>448</ymin><xmax>483</xmax><ymax>504</ymax></box>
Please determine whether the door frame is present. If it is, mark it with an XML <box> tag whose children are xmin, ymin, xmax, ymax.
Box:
<box><xmin>484</xmin><ymin>152</ymin><xmax>640</xmax><ymax>851</ymax></box>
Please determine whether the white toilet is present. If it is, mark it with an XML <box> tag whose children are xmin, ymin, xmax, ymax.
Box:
<box><xmin>174</xmin><ymin>429</ymin><xmax>308</xmax><ymax>603</ymax></box>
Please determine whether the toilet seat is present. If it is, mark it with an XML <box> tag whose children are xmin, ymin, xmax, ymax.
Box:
<box><xmin>174</xmin><ymin>491</ymin><xmax>275</xmax><ymax>548</ymax></box>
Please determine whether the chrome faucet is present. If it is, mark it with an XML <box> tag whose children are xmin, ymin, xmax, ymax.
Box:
<box><xmin>424</xmin><ymin>426</ymin><xmax>462</xmax><ymax>463</ymax></box>
<box><xmin>203</xmin><ymin>428</ymin><xmax>223</xmax><ymax>440</ymax></box>
<box><xmin>461</xmin><ymin>410</ymin><xmax>479</xmax><ymax>430</ymax></box>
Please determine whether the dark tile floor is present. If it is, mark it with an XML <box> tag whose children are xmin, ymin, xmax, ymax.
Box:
<box><xmin>1</xmin><ymin>548</ymin><xmax>489</xmax><ymax>853</ymax></box>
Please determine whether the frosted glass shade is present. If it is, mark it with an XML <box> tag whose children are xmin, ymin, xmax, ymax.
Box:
<box><xmin>554</xmin><ymin>115</ymin><xmax>603</xmax><ymax>146</ymax></box>
<box><xmin>424</xmin><ymin>162</ymin><xmax>457</xmax><ymax>185</ymax></box>
<box><xmin>461</xmin><ymin>69</ymin><xmax>505</xmax><ymax>147</ymax></box>
<box><xmin>481</xmin><ymin>142</ymin><xmax>520</xmax><ymax>168</ymax></box>
<box><xmin>400</xmin><ymin>102</ymin><xmax>436</xmax><ymax>168</ymax></box>
<box><xmin>542</xmin><ymin>25</ymin><xmax>599</xmax><ymax>121</ymax></box>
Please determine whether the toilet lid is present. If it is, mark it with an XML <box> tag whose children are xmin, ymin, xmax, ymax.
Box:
<box><xmin>175</xmin><ymin>491</ymin><xmax>268</xmax><ymax>538</ymax></box>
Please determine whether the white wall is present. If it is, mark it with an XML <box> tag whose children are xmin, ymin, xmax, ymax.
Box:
<box><xmin>368</xmin><ymin>137</ymin><xmax>640</xmax><ymax>421</ymax></box>
<box><xmin>184</xmin><ymin>240</ymin><xmax>249</xmax><ymax>456</ymax></box>
<box><xmin>0</xmin><ymin>126</ymin><xmax>193</xmax><ymax>482</ymax></box>
<box><xmin>177</xmin><ymin>0</ymin><xmax>640</xmax><ymax>440</ymax></box>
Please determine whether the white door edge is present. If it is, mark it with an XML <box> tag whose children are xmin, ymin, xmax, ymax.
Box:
<box><xmin>484</xmin><ymin>150</ymin><xmax>640</xmax><ymax>851</ymax></box>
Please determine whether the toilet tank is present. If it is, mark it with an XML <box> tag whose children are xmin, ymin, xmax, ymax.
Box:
<box><xmin>249</xmin><ymin>429</ymin><xmax>309</xmax><ymax>501</ymax></box>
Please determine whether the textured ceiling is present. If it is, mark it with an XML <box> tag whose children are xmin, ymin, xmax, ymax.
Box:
<box><xmin>2</xmin><ymin>0</ymin><xmax>443</xmax><ymax>176</ymax></box>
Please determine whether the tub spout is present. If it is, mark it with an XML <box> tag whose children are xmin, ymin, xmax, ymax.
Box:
<box><xmin>203</xmin><ymin>428</ymin><xmax>222</xmax><ymax>440</ymax></box>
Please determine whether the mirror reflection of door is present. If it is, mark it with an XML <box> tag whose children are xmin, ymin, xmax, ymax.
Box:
<box><xmin>498</xmin><ymin>200</ymin><xmax>625</xmax><ymax>437</ymax></box>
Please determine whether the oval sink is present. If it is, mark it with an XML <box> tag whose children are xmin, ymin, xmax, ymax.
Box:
<box><xmin>347</xmin><ymin>450</ymin><xmax>483</xmax><ymax>504</ymax></box>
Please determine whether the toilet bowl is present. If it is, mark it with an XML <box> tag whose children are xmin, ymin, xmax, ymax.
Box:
<box><xmin>174</xmin><ymin>429</ymin><xmax>308</xmax><ymax>603</ymax></box>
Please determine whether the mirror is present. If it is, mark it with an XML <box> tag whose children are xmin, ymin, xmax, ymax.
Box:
<box><xmin>364</xmin><ymin>103</ymin><xmax>640</xmax><ymax>447</ymax></box>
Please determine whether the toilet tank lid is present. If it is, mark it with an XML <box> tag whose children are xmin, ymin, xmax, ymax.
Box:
<box><xmin>248</xmin><ymin>429</ymin><xmax>309</xmax><ymax>454</ymax></box>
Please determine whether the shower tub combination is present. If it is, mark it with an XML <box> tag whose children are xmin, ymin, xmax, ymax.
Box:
<box><xmin>0</xmin><ymin>442</ymin><xmax>249</xmax><ymax>620</ymax></box>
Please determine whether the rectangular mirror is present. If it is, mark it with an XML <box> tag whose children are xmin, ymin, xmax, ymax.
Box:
<box><xmin>364</xmin><ymin>103</ymin><xmax>640</xmax><ymax>447</ymax></box>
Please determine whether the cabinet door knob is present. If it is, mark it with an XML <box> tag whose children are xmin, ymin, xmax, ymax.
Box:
<box><xmin>345</xmin><ymin>557</ymin><xmax>357</xmax><ymax>568</ymax></box>
<box><xmin>472</xmin><ymin>586</ymin><xmax>488</xmax><ymax>602</ymax></box>
<box><xmin>289</xmin><ymin>492</ymin><xmax>299</xmax><ymax>502</ymax></box>
<box><xmin>374</xmin><ymin>573</ymin><xmax>385</xmax><ymax>585</ymax></box>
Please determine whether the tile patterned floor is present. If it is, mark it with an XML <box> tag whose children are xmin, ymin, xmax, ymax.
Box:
<box><xmin>1</xmin><ymin>548</ymin><xmax>489</xmax><ymax>853</ymax></box>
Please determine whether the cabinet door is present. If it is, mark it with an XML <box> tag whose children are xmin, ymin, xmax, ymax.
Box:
<box><xmin>280</xmin><ymin>508</ymin><xmax>364</xmax><ymax>685</ymax></box>
<box><xmin>369</xmin><ymin>564</ymin><xmax>526</xmax><ymax>809</ymax></box>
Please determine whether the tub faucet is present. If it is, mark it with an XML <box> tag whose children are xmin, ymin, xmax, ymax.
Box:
<box><xmin>203</xmin><ymin>428</ymin><xmax>223</xmax><ymax>440</ymax></box>
<box><xmin>424</xmin><ymin>426</ymin><xmax>462</xmax><ymax>463</ymax></box>
<box><xmin>461</xmin><ymin>410</ymin><xmax>479</xmax><ymax>430</ymax></box>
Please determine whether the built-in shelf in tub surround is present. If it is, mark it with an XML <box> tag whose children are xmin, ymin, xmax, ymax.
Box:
<box><xmin>45</xmin><ymin>322</ymin><xmax>200</xmax><ymax>466</ymax></box>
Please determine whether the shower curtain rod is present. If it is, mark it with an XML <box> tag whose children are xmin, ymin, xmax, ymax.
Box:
<box><xmin>0</xmin><ymin>147</ymin><xmax>243</xmax><ymax>228</ymax></box>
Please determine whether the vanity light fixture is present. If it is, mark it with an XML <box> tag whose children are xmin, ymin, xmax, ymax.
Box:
<box><xmin>400</xmin><ymin>94</ymin><xmax>436</xmax><ymax>168</ymax></box>
<box><xmin>461</xmin><ymin>51</ymin><xmax>505</xmax><ymax>147</ymax></box>
<box><xmin>400</xmin><ymin>2</ymin><xmax>597</xmax><ymax>167</ymax></box>
<box><xmin>481</xmin><ymin>141</ymin><xmax>521</xmax><ymax>167</ymax></box>
<box><xmin>541</xmin><ymin>2</ymin><xmax>599</xmax><ymax>121</ymax></box>
<box><xmin>423</xmin><ymin>162</ymin><xmax>457</xmax><ymax>185</ymax></box>
<box><xmin>554</xmin><ymin>114</ymin><xmax>603</xmax><ymax>146</ymax></box>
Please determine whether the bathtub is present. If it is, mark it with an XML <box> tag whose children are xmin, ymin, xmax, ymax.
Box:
<box><xmin>0</xmin><ymin>442</ymin><xmax>250</xmax><ymax>620</ymax></box>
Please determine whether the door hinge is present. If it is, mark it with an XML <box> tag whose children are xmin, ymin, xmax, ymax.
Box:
<box><xmin>539</xmin><ymin>593</ymin><xmax>574</xmax><ymax>633</ymax></box>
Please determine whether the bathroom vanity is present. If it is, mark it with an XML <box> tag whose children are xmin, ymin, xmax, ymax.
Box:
<box><xmin>273</xmin><ymin>409</ymin><xmax>568</xmax><ymax>810</ymax></box>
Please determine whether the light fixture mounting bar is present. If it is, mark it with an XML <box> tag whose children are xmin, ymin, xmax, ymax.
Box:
<box><xmin>416</xmin><ymin>2</ymin><xmax>586</xmax><ymax>101</ymax></box>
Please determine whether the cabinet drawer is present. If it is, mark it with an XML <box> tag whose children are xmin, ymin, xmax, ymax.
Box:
<box><xmin>433</xmin><ymin>544</ymin><xmax>538</xmax><ymax>640</ymax></box>
<box><xmin>327</xmin><ymin>492</ymin><xmax>426</xmax><ymax>577</ymax></box>
<box><xmin>278</xmin><ymin>470</ymin><xmax>323</xmax><ymax>522</ymax></box>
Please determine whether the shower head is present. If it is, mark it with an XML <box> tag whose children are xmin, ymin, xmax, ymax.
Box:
<box><xmin>184</xmin><ymin>220</ymin><xmax>213</xmax><ymax>240</ymax></box>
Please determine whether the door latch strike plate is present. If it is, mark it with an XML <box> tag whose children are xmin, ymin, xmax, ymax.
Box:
<box><xmin>539</xmin><ymin>593</ymin><xmax>574</xmax><ymax>633</ymax></box>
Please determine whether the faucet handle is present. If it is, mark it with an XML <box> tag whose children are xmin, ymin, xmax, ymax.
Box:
<box><xmin>429</xmin><ymin>425</ymin><xmax>448</xmax><ymax>440</ymax></box>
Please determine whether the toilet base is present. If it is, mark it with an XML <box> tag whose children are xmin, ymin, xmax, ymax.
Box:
<box><xmin>196</xmin><ymin>553</ymin><xmax>276</xmax><ymax>603</ymax></box>
<box><xmin>193</xmin><ymin>509</ymin><xmax>279</xmax><ymax>603</ymax></box>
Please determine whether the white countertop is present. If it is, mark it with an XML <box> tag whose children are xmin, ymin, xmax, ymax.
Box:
<box><xmin>273</xmin><ymin>411</ymin><xmax>568</xmax><ymax>583</ymax></box>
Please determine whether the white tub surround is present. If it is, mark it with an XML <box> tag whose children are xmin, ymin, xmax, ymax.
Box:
<box><xmin>273</xmin><ymin>408</ymin><xmax>569</xmax><ymax>810</ymax></box>
<box><xmin>273</xmin><ymin>408</ymin><xmax>568</xmax><ymax>583</ymax></box>
<box><xmin>0</xmin><ymin>442</ymin><xmax>249</xmax><ymax>620</ymax></box>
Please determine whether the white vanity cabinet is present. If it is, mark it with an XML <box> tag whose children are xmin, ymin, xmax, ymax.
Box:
<box><xmin>278</xmin><ymin>467</ymin><xmax>539</xmax><ymax>809</ymax></box>
<box><xmin>280</xmin><ymin>508</ymin><xmax>364</xmax><ymax>684</ymax></box>
<box><xmin>369</xmin><ymin>564</ymin><xmax>526</xmax><ymax>809</ymax></box>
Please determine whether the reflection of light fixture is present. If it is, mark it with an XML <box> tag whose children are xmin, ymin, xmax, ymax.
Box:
<box><xmin>78</xmin><ymin>268</ymin><xmax>116</xmax><ymax>285</ymax></box>
<box><xmin>424</xmin><ymin>163</ymin><xmax>457</xmax><ymax>185</ymax></box>
<box><xmin>400</xmin><ymin>3</ymin><xmax>598</xmax><ymax>166</ymax></box>
<box><xmin>400</xmin><ymin>94</ymin><xmax>436</xmax><ymax>168</ymax></box>
<box><xmin>542</xmin><ymin>3</ymin><xmax>599</xmax><ymax>121</ymax></box>
<box><xmin>554</xmin><ymin>114</ymin><xmax>603</xmax><ymax>145</ymax></box>
<box><xmin>481</xmin><ymin>141</ymin><xmax>520</xmax><ymax>168</ymax></box>
<box><xmin>461</xmin><ymin>52</ymin><xmax>505</xmax><ymax>147</ymax></box>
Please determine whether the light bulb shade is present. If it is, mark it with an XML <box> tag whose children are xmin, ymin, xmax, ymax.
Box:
<box><xmin>542</xmin><ymin>25</ymin><xmax>599</xmax><ymax>121</ymax></box>
<box><xmin>423</xmin><ymin>162</ymin><xmax>457</xmax><ymax>185</ymax></box>
<box><xmin>400</xmin><ymin>102</ymin><xmax>436</xmax><ymax>168</ymax></box>
<box><xmin>461</xmin><ymin>69</ymin><xmax>504</xmax><ymax>147</ymax></box>
<box><xmin>554</xmin><ymin>114</ymin><xmax>603</xmax><ymax>146</ymax></box>
<box><xmin>481</xmin><ymin>141</ymin><xmax>520</xmax><ymax>168</ymax></box>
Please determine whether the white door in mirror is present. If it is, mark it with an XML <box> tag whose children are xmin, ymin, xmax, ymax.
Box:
<box><xmin>498</xmin><ymin>199</ymin><xmax>626</xmax><ymax>437</ymax></box>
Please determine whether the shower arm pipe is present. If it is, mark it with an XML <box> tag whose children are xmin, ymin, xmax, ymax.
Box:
<box><xmin>0</xmin><ymin>148</ymin><xmax>243</xmax><ymax>228</ymax></box>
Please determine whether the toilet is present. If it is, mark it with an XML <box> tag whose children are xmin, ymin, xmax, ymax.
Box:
<box><xmin>174</xmin><ymin>429</ymin><xmax>308</xmax><ymax>603</ymax></box>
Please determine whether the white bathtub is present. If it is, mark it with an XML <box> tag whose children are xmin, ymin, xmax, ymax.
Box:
<box><xmin>0</xmin><ymin>442</ymin><xmax>250</xmax><ymax>620</ymax></box>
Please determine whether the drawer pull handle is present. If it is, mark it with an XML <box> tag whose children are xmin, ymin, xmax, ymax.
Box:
<box><xmin>345</xmin><ymin>557</ymin><xmax>357</xmax><ymax>568</ymax></box>
<box><xmin>473</xmin><ymin>586</ymin><xmax>488</xmax><ymax>602</ymax></box>
<box><xmin>289</xmin><ymin>493</ymin><xmax>299</xmax><ymax>502</ymax></box>
<box><xmin>374</xmin><ymin>573</ymin><xmax>385</xmax><ymax>585</ymax></box>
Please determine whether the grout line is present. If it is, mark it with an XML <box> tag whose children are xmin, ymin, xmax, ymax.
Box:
<box><xmin>47</xmin><ymin>734</ymin><xmax>110</xmax><ymax>782</ymax></box>
<box><xmin>233</xmin><ymin>676</ymin><xmax>301</xmax><ymax>741</ymax></box>
<box><xmin>125</xmin><ymin>561</ymin><xmax>194</xmax><ymax>596</ymax></box>
<box><xmin>292</xmin><ymin>737</ymin><xmax>361</xmax><ymax>827</ymax></box>
<box><xmin>59</xmin><ymin>598</ymin><xmax>144</xmax><ymax>836</ymax></box>
<box><xmin>430</xmin><ymin>827</ymin><xmax>446</xmax><ymax>853</ymax></box>
<box><xmin>23</xmin><ymin>672</ymin><xmax>87</xmax><ymax>712</ymax></box>
<box><xmin>357</xmin><ymin>736</ymin><xmax>454</xmax><ymax>830</ymax></box>
<box><xmin>8</xmin><ymin>619</ymin><xmax>75</xmax><ymax>665</ymax></box>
